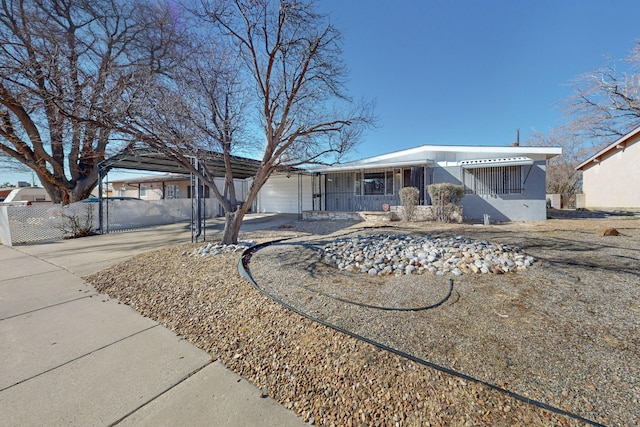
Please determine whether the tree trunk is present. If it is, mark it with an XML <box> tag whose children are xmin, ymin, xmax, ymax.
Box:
<box><xmin>221</xmin><ymin>208</ymin><xmax>247</xmax><ymax>245</ymax></box>
<box><xmin>40</xmin><ymin>179</ymin><xmax>66</xmax><ymax>204</ymax></box>
<box><xmin>37</xmin><ymin>172</ymin><xmax>97</xmax><ymax>205</ymax></box>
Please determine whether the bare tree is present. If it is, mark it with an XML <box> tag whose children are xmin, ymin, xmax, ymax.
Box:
<box><xmin>206</xmin><ymin>0</ymin><xmax>375</xmax><ymax>243</ymax></box>
<box><xmin>566</xmin><ymin>40</ymin><xmax>640</xmax><ymax>148</ymax></box>
<box><xmin>528</xmin><ymin>125</ymin><xmax>587</xmax><ymax>207</ymax></box>
<box><xmin>125</xmin><ymin>0</ymin><xmax>375</xmax><ymax>244</ymax></box>
<box><xmin>117</xmin><ymin>41</ymin><xmax>254</xmax><ymax>225</ymax></box>
<box><xmin>0</xmin><ymin>0</ymin><xmax>187</xmax><ymax>203</ymax></box>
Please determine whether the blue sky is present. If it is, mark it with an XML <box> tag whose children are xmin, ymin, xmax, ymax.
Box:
<box><xmin>2</xmin><ymin>0</ymin><xmax>640</xmax><ymax>186</ymax></box>
<box><xmin>320</xmin><ymin>0</ymin><xmax>640</xmax><ymax>160</ymax></box>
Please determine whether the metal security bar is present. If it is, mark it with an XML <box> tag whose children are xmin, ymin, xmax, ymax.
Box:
<box><xmin>319</xmin><ymin>167</ymin><xmax>431</xmax><ymax>212</ymax></box>
<box><xmin>464</xmin><ymin>166</ymin><xmax>523</xmax><ymax>195</ymax></box>
<box><xmin>324</xmin><ymin>191</ymin><xmax>401</xmax><ymax>211</ymax></box>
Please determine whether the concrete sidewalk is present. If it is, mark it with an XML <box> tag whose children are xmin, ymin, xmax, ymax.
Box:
<box><xmin>0</xmin><ymin>216</ymin><xmax>305</xmax><ymax>426</ymax></box>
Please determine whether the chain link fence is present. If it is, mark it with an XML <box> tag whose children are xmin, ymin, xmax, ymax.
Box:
<box><xmin>0</xmin><ymin>203</ymin><xmax>97</xmax><ymax>245</ymax></box>
<box><xmin>0</xmin><ymin>199</ymin><xmax>222</xmax><ymax>246</ymax></box>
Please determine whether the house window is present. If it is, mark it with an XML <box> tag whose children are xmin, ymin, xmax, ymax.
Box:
<box><xmin>356</xmin><ymin>171</ymin><xmax>394</xmax><ymax>195</ymax></box>
<box><xmin>167</xmin><ymin>185</ymin><xmax>180</xmax><ymax>199</ymax></box>
<box><xmin>464</xmin><ymin>166</ymin><xmax>522</xmax><ymax>195</ymax></box>
<box><xmin>140</xmin><ymin>185</ymin><xmax>149</xmax><ymax>197</ymax></box>
<box><xmin>386</xmin><ymin>171</ymin><xmax>394</xmax><ymax>195</ymax></box>
<box><xmin>187</xmin><ymin>185</ymin><xmax>210</xmax><ymax>199</ymax></box>
<box><xmin>364</xmin><ymin>172</ymin><xmax>385</xmax><ymax>195</ymax></box>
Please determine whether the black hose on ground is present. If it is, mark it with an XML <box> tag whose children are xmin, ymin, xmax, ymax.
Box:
<box><xmin>238</xmin><ymin>240</ymin><xmax>606</xmax><ymax>427</ymax></box>
<box><xmin>268</xmin><ymin>241</ymin><xmax>454</xmax><ymax>311</ymax></box>
<box><xmin>297</xmin><ymin>277</ymin><xmax>453</xmax><ymax>311</ymax></box>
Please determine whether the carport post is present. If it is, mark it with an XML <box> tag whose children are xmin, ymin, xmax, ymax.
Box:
<box><xmin>298</xmin><ymin>172</ymin><xmax>303</xmax><ymax>221</ymax></box>
<box><xmin>98</xmin><ymin>165</ymin><xmax>104</xmax><ymax>234</ymax></box>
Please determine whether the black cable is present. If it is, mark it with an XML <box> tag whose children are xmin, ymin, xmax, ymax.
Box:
<box><xmin>267</xmin><ymin>241</ymin><xmax>453</xmax><ymax>312</ymax></box>
<box><xmin>239</xmin><ymin>240</ymin><xmax>607</xmax><ymax>427</ymax></box>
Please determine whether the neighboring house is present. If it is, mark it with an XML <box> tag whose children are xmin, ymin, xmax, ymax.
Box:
<box><xmin>101</xmin><ymin>172</ymin><xmax>254</xmax><ymax>218</ymax></box>
<box><xmin>1</xmin><ymin>187</ymin><xmax>51</xmax><ymax>204</ymax></box>
<box><xmin>105</xmin><ymin>173</ymin><xmax>191</xmax><ymax>200</ymax></box>
<box><xmin>575</xmin><ymin>126</ymin><xmax>640</xmax><ymax>211</ymax></box>
<box><xmin>262</xmin><ymin>144</ymin><xmax>561</xmax><ymax>221</ymax></box>
<box><xmin>105</xmin><ymin>173</ymin><xmax>250</xmax><ymax>203</ymax></box>
<box><xmin>0</xmin><ymin>188</ymin><xmax>12</xmax><ymax>202</ymax></box>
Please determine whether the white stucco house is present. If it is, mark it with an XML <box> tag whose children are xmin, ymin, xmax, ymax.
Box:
<box><xmin>92</xmin><ymin>143</ymin><xmax>561</xmax><ymax>223</ymax></box>
<box><xmin>258</xmin><ymin>144</ymin><xmax>562</xmax><ymax>222</ymax></box>
<box><xmin>576</xmin><ymin>126</ymin><xmax>640</xmax><ymax>211</ymax></box>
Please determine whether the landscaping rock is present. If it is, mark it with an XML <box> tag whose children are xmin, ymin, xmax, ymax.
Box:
<box><xmin>321</xmin><ymin>234</ymin><xmax>534</xmax><ymax>276</ymax></box>
<box><xmin>596</xmin><ymin>227</ymin><xmax>620</xmax><ymax>236</ymax></box>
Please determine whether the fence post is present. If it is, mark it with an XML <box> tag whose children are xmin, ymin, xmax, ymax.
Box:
<box><xmin>0</xmin><ymin>206</ymin><xmax>12</xmax><ymax>246</ymax></box>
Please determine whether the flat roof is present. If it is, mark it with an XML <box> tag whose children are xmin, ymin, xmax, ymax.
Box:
<box><xmin>99</xmin><ymin>147</ymin><xmax>262</xmax><ymax>180</ymax></box>
<box><xmin>309</xmin><ymin>144</ymin><xmax>561</xmax><ymax>172</ymax></box>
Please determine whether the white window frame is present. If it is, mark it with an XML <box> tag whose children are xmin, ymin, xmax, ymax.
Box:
<box><xmin>167</xmin><ymin>184</ymin><xmax>179</xmax><ymax>199</ymax></box>
<box><xmin>355</xmin><ymin>170</ymin><xmax>394</xmax><ymax>195</ymax></box>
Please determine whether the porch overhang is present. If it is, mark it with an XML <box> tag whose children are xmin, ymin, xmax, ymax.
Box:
<box><xmin>309</xmin><ymin>159</ymin><xmax>434</xmax><ymax>173</ymax></box>
<box><xmin>459</xmin><ymin>156</ymin><xmax>534</xmax><ymax>169</ymax></box>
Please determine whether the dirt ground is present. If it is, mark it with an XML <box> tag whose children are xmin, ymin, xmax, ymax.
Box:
<box><xmin>88</xmin><ymin>213</ymin><xmax>640</xmax><ymax>426</ymax></box>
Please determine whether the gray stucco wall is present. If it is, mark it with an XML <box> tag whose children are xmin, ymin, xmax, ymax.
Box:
<box><xmin>436</xmin><ymin>161</ymin><xmax>548</xmax><ymax>221</ymax></box>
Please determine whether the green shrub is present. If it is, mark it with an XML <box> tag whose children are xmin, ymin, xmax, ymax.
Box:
<box><xmin>398</xmin><ymin>186</ymin><xmax>420</xmax><ymax>221</ymax></box>
<box><xmin>427</xmin><ymin>183</ymin><xmax>464</xmax><ymax>222</ymax></box>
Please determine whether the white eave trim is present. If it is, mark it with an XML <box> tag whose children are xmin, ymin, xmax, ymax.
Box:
<box><xmin>459</xmin><ymin>157</ymin><xmax>534</xmax><ymax>169</ymax></box>
<box><xmin>309</xmin><ymin>159</ymin><xmax>434</xmax><ymax>173</ymax></box>
<box><xmin>575</xmin><ymin>126</ymin><xmax>640</xmax><ymax>170</ymax></box>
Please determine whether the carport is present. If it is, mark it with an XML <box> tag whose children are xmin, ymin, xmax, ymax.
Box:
<box><xmin>97</xmin><ymin>145</ymin><xmax>262</xmax><ymax>241</ymax></box>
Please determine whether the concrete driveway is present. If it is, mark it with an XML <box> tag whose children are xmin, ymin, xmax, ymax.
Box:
<box><xmin>0</xmin><ymin>214</ymin><xmax>305</xmax><ymax>426</ymax></box>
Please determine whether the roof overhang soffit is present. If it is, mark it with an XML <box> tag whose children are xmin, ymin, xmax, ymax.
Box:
<box><xmin>459</xmin><ymin>157</ymin><xmax>534</xmax><ymax>169</ymax></box>
<box><xmin>310</xmin><ymin>159</ymin><xmax>435</xmax><ymax>173</ymax></box>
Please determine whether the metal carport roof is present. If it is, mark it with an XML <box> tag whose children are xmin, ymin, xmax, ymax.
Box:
<box><xmin>99</xmin><ymin>146</ymin><xmax>262</xmax><ymax>179</ymax></box>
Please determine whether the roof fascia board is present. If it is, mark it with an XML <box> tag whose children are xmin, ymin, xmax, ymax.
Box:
<box><xmin>576</xmin><ymin>126</ymin><xmax>640</xmax><ymax>171</ymax></box>
<box><xmin>337</xmin><ymin>145</ymin><xmax>562</xmax><ymax>167</ymax></box>
<box><xmin>309</xmin><ymin>159</ymin><xmax>434</xmax><ymax>173</ymax></box>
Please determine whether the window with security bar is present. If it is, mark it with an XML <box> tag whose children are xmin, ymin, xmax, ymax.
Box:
<box><xmin>464</xmin><ymin>166</ymin><xmax>522</xmax><ymax>195</ymax></box>
<box><xmin>355</xmin><ymin>171</ymin><xmax>394</xmax><ymax>195</ymax></box>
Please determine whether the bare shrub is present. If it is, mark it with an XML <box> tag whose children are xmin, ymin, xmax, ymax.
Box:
<box><xmin>398</xmin><ymin>187</ymin><xmax>420</xmax><ymax>221</ymax></box>
<box><xmin>61</xmin><ymin>205</ymin><xmax>97</xmax><ymax>239</ymax></box>
<box><xmin>427</xmin><ymin>183</ymin><xmax>464</xmax><ymax>222</ymax></box>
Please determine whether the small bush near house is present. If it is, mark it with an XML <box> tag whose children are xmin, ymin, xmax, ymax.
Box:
<box><xmin>398</xmin><ymin>187</ymin><xmax>420</xmax><ymax>221</ymax></box>
<box><xmin>427</xmin><ymin>183</ymin><xmax>465</xmax><ymax>223</ymax></box>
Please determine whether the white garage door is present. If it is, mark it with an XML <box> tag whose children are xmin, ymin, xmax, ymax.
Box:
<box><xmin>257</xmin><ymin>174</ymin><xmax>312</xmax><ymax>213</ymax></box>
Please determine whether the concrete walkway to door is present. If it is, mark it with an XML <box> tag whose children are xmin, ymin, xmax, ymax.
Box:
<box><xmin>0</xmin><ymin>214</ymin><xmax>306</xmax><ymax>426</ymax></box>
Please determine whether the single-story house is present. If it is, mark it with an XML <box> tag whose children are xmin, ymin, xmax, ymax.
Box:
<box><xmin>1</xmin><ymin>186</ymin><xmax>51</xmax><ymax>203</ymax></box>
<box><xmin>95</xmin><ymin>144</ymin><xmax>561</xmax><ymax>222</ymax></box>
<box><xmin>259</xmin><ymin>144</ymin><xmax>562</xmax><ymax>221</ymax></box>
<box><xmin>104</xmin><ymin>173</ymin><xmax>196</xmax><ymax>200</ymax></box>
<box><xmin>104</xmin><ymin>173</ymin><xmax>250</xmax><ymax>202</ymax></box>
<box><xmin>575</xmin><ymin>126</ymin><xmax>640</xmax><ymax>211</ymax></box>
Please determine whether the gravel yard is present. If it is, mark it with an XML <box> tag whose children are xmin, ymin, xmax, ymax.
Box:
<box><xmin>86</xmin><ymin>215</ymin><xmax>640</xmax><ymax>426</ymax></box>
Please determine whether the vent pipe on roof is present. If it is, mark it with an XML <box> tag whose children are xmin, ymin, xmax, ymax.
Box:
<box><xmin>512</xmin><ymin>129</ymin><xmax>520</xmax><ymax>147</ymax></box>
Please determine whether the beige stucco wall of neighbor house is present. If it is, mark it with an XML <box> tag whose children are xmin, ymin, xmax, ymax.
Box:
<box><xmin>582</xmin><ymin>139</ymin><xmax>640</xmax><ymax>210</ymax></box>
<box><xmin>111</xmin><ymin>181</ymin><xmax>191</xmax><ymax>200</ymax></box>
